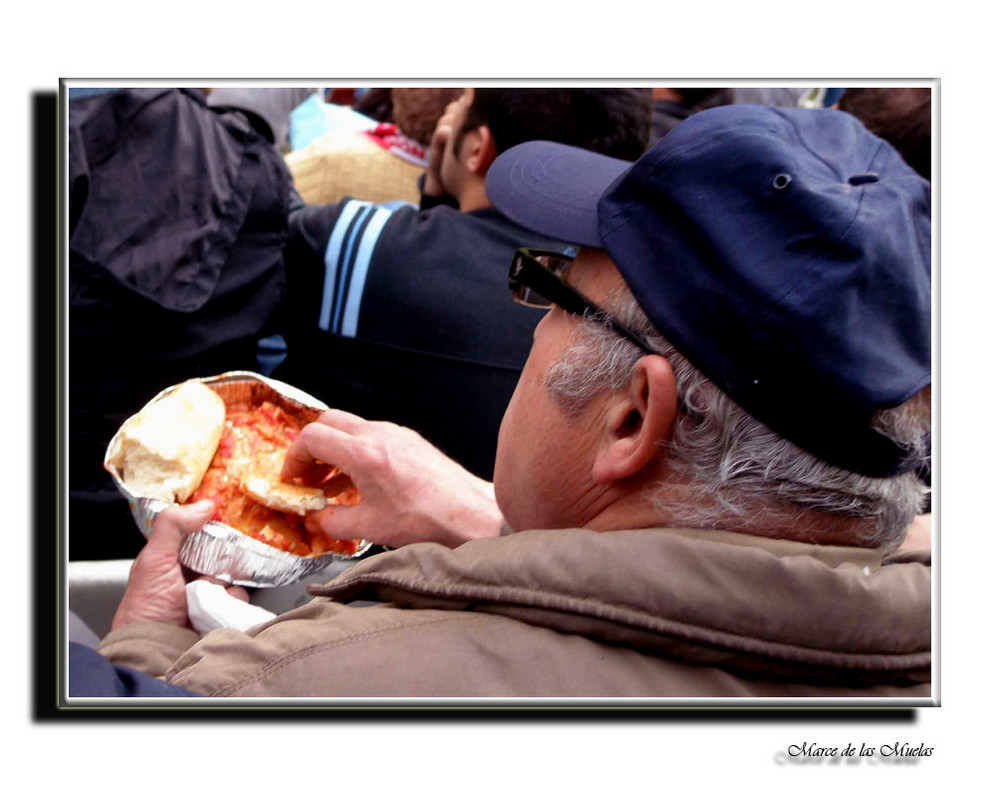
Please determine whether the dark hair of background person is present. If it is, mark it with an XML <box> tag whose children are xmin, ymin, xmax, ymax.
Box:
<box><xmin>646</xmin><ymin>87</ymin><xmax>732</xmax><ymax>150</ymax></box>
<box><xmin>456</xmin><ymin>88</ymin><xmax>653</xmax><ymax>162</ymax></box>
<box><xmin>667</xmin><ymin>87</ymin><xmax>732</xmax><ymax>109</ymax></box>
<box><xmin>838</xmin><ymin>87</ymin><xmax>932</xmax><ymax>180</ymax></box>
<box><xmin>353</xmin><ymin>87</ymin><xmax>395</xmax><ymax>122</ymax></box>
<box><xmin>391</xmin><ymin>88</ymin><xmax>464</xmax><ymax>146</ymax></box>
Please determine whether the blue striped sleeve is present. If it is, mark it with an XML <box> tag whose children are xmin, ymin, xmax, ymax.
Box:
<box><xmin>319</xmin><ymin>199</ymin><xmax>369</xmax><ymax>332</ymax></box>
<box><xmin>318</xmin><ymin>199</ymin><xmax>394</xmax><ymax>337</ymax></box>
<box><xmin>340</xmin><ymin>206</ymin><xmax>393</xmax><ymax>338</ymax></box>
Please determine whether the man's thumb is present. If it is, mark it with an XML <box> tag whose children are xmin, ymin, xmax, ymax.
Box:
<box><xmin>148</xmin><ymin>500</ymin><xmax>215</xmax><ymax>554</ymax></box>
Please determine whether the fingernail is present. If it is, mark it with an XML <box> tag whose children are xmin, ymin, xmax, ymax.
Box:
<box><xmin>192</xmin><ymin>500</ymin><xmax>215</xmax><ymax>514</ymax></box>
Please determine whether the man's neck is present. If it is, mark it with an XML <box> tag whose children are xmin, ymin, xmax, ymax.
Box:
<box><xmin>581</xmin><ymin>475</ymin><xmax>877</xmax><ymax>549</ymax></box>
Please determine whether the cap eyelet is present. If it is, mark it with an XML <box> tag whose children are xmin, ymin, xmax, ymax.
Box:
<box><xmin>772</xmin><ymin>173</ymin><xmax>793</xmax><ymax>190</ymax></box>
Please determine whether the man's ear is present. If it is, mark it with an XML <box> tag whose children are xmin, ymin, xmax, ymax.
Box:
<box><xmin>465</xmin><ymin>125</ymin><xmax>497</xmax><ymax>176</ymax></box>
<box><xmin>591</xmin><ymin>355</ymin><xmax>678</xmax><ymax>484</ymax></box>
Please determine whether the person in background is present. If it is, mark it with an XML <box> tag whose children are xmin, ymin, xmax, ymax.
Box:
<box><xmin>390</xmin><ymin>87</ymin><xmax>466</xmax><ymax>149</ymax></box>
<box><xmin>285</xmin><ymin>87</ymin><xmax>463</xmax><ymax>207</ymax></box>
<box><xmin>206</xmin><ymin>86</ymin><xmax>321</xmax><ymax>151</ymax></box>
<box><xmin>256</xmin><ymin>88</ymin><xmax>465</xmax><ymax>374</ymax></box>
<box><xmin>647</xmin><ymin>86</ymin><xmax>730</xmax><ymax>146</ymax></box>
<box><xmin>351</xmin><ymin>87</ymin><xmax>393</xmax><ymax>122</ymax></box>
<box><xmin>97</xmin><ymin>105</ymin><xmax>930</xmax><ymax>698</ymax></box>
<box><xmin>646</xmin><ymin>84</ymin><xmax>843</xmax><ymax>149</ymax></box>
<box><xmin>68</xmin><ymin>87</ymin><xmax>291</xmax><ymax>560</ymax></box>
<box><xmin>274</xmin><ymin>88</ymin><xmax>652</xmax><ymax>480</ymax></box>
<box><xmin>731</xmin><ymin>85</ymin><xmax>818</xmax><ymax>107</ymax></box>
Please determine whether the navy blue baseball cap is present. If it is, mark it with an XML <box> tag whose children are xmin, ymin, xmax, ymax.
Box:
<box><xmin>486</xmin><ymin>105</ymin><xmax>931</xmax><ymax>478</ymax></box>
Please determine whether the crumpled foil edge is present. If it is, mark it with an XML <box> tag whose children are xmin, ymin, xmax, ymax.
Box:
<box><xmin>180</xmin><ymin>523</ymin><xmax>336</xmax><ymax>588</ymax></box>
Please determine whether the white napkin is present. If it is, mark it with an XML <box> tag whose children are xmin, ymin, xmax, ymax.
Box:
<box><xmin>186</xmin><ymin>579</ymin><xmax>277</xmax><ymax>634</ymax></box>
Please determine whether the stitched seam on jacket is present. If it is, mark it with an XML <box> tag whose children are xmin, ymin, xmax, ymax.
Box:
<box><xmin>196</xmin><ymin>615</ymin><xmax>483</xmax><ymax>697</ymax></box>
<box><xmin>322</xmin><ymin>575</ymin><xmax>930</xmax><ymax>670</ymax></box>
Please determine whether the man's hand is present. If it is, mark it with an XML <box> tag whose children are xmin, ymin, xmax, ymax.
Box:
<box><xmin>111</xmin><ymin>501</ymin><xmax>249</xmax><ymax>631</ymax></box>
<box><xmin>282</xmin><ymin>410</ymin><xmax>504</xmax><ymax>548</ymax></box>
<box><xmin>422</xmin><ymin>91</ymin><xmax>469</xmax><ymax>198</ymax></box>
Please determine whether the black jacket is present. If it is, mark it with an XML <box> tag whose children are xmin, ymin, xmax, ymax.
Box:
<box><xmin>68</xmin><ymin>87</ymin><xmax>291</xmax><ymax>559</ymax></box>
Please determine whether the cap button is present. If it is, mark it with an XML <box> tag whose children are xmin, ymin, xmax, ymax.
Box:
<box><xmin>848</xmin><ymin>172</ymin><xmax>880</xmax><ymax>185</ymax></box>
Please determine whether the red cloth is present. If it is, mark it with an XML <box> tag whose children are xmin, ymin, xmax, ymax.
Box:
<box><xmin>363</xmin><ymin>122</ymin><xmax>428</xmax><ymax>167</ymax></box>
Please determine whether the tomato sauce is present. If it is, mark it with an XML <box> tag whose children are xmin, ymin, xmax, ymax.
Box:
<box><xmin>189</xmin><ymin>401</ymin><xmax>359</xmax><ymax>557</ymax></box>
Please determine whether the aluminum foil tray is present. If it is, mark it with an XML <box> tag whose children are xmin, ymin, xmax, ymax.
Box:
<box><xmin>105</xmin><ymin>371</ymin><xmax>371</xmax><ymax>587</ymax></box>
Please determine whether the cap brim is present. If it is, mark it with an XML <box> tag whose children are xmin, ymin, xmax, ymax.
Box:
<box><xmin>485</xmin><ymin>140</ymin><xmax>631</xmax><ymax>248</ymax></box>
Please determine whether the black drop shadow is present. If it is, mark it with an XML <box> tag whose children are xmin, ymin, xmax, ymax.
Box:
<box><xmin>33</xmin><ymin>89</ymin><xmax>60</xmax><ymax>720</ymax></box>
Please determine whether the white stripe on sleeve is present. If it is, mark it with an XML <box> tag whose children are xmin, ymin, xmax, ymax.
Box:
<box><xmin>339</xmin><ymin>206</ymin><xmax>393</xmax><ymax>338</ymax></box>
<box><xmin>319</xmin><ymin>200</ymin><xmax>370</xmax><ymax>330</ymax></box>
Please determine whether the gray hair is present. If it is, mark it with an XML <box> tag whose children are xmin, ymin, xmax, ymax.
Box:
<box><xmin>544</xmin><ymin>286</ymin><xmax>930</xmax><ymax>552</ymax></box>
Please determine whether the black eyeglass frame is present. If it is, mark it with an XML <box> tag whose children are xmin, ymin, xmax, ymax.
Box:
<box><xmin>508</xmin><ymin>247</ymin><xmax>662</xmax><ymax>356</ymax></box>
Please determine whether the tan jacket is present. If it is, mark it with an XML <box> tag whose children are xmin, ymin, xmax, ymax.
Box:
<box><xmin>285</xmin><ymin>131</ymin><xmax>422</xmax><ymax>207</ymax></box>
<box><xmin>98</xmin><ymin>527</ymin><xmax>932</xmax><ymax>699</ymax></box>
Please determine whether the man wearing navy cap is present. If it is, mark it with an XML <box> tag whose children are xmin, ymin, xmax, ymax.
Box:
<box><xmin>97</xmin><ymin>106</ymin><xmax>931</xmax><ymax>698</ymax></box>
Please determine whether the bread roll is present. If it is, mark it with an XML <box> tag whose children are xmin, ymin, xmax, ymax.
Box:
<box><xmin>243</xmin><ymin>475</ymin><xmax>330</xmax><ymax>516</ymax></box>
<box><xmin>238</xmin><ymin>451</ymin><xmax>332</xmax><ymax>516</ymax></box>
<box><xmin>109</xmin><ymin>380</ymin><xmax>226</xmax><ymax>502</ymax></box>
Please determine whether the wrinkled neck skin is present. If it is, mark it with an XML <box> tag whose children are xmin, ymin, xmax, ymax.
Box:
<box><xmin>577</xmin><ymin>470</ymin><xmax>877</xmax><ymax>550</ymax></box>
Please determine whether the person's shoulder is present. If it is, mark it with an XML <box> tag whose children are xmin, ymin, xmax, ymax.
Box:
<box><xmin>466</xmin><ymin>208</ymin><xmax>575</xmax><ymax>253</ymax></box>
<box><xmin>405</xmin><ymin>205</ymin><xmax>541</xmax><ymax>237</ymax></box>
<box><xmin>289</xmin><ymin>197</ymin><xmax>407</xmax><ymax>246</ymax></box>
<box><xmin>371</xmin><ymin>202</ymin><xmax>482</xmax><ymax>247</ymax></box>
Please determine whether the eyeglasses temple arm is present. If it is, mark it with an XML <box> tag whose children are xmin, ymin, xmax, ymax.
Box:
<box><xmin>515</xmin><ymin>254</ymin><xmax>661</xmax><ymax>357</ymax></box>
